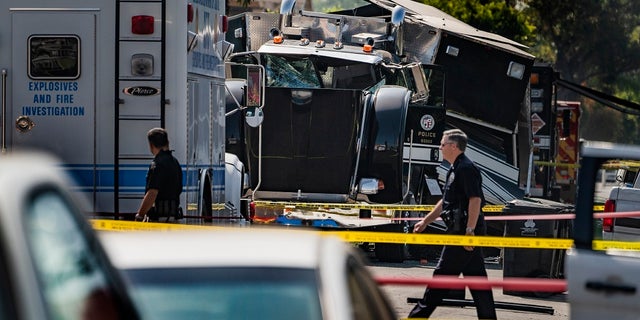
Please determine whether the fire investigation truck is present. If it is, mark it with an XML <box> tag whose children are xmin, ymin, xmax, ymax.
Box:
<box><xmin>223</xmin><ymin>0</ymin><xmax>537</xmax><ymax>260</ymax></box>
<box><xmin>0</xmin><ymin>0</ymin><xmax>243</xmax><ymax>220</ymax></box>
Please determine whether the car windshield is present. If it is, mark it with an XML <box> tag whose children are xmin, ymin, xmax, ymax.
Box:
<box><xmin>123</xmin><ymin>267</ymin><xmax>322</xmax><ymax>320</ymax></box>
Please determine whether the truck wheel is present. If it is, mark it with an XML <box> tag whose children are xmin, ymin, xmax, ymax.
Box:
<box><xmin>200</xmin><ymin>172</ymin><xmax>213</xmax><ymax>222</ymax></box>
<box><xmin>374</xmin><ymin>223</ymin><xmax>407</xmax><ymax>263</ymax></box>
<box><xmin>532</xmin><ymin>273</ymin><xmax>555</xmax><ymax>298</ymax></box>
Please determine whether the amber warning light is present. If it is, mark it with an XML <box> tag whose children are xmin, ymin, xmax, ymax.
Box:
<box><xmin>530</xmin><ymin>72</ymin><xmax>539</xmax><ymax>85</ymax></box>
<box><xmin>132</xmin><ymin>15</ymin><xmax>154</xmax><ymax>35</ymax></box>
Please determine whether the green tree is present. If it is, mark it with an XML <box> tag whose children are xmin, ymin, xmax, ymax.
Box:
<box><xmin>527</xmin><ymin>0</ymin><xmax>640</xmax><ymax>143</ymax></box>
<box><xmin>424</xmin><ymin>0</ymin><xmax>640</xmax><ymax>143</ymax></box>
<box><xmin>422</xmin><ymin>0</ymin><xmax>536</xmax><ymax>45</ymax></box>
<box><xmin>528</xmin><ymin>0</ymin><xmax>640</xmax><ymax>84</ymax></box>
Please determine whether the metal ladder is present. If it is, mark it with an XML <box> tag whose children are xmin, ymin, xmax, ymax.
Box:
<box><xmin>114</xmin><ymin>0</ymin><xmax>166</xmax><ymax>218</ymax></box>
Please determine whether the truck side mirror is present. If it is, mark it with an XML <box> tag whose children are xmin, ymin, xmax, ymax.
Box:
<box><xmin>245</xmin><ymin>107</ymin><xmax>264</xmax><ymax>128</ymax></box>
<box><xmin>245</xmin><ymin>65</ymin><xmax>264</xmax><ymax>128</ymax></box>
<box><xmin>246</xmin><ymin>66</ymin><xmax>263</xmax><ymax>108</ymax></box>
<box><xmin>391</xmin><ymin>6</ymin><xmax>405</xmax><ymax>58</ymax></box>
<box><xmin>280</xmin><ymin>0</ymin><xmax>295</xmax><ymax>15</ymax></box>
<box><xmin>391</xmin><ymin>6</ymin><xmax>405</xmax><ymax>26</ymax></box>
<box><xmin>615</xmin><ymin>169</ymin><xmax>625</xmax><ymax>183</ymax></box>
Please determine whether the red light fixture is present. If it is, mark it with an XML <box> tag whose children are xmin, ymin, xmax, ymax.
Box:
<box><xmin>603</xmin><ymin>199</ymin><xmax>616</xmax><ymax>232</ymax></box>
<box><xmin>187</xmin><ymin>4</ymin><xmax>194</xmax><ymax>23</ymax></box>
<box><xmin>132</xmin><ymin>15</ymin><xmax>154</xmax><ymax>35</ymax></box>
<box><xmin>604</xmin><ymin>199</ymin><xmax>616</xmax><ymax>212</ymax></box>
<box><xmin>222</xmin><ymin>15</ymin><xmax>228</xmax><ymax>33</ymax></box>
<box><xmin>249</xmin><ymin>201</ymin><xmax>256</xmax><ymax>221</ymax></box>
<box><xmin>602</xmin><ymin>217</ymin><xmax>614</xmax><ymax>232</ymax></box>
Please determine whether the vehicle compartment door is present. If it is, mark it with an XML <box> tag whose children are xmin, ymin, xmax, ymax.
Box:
<box><xmin>567</xmin><ymin>249</ymin><xmax>640</xmax><ymax>320</ymax></box>
<box><xmin>9</xmin><ymin>10</ymin><xmax>96</xmax><ymax>166</ymax></box>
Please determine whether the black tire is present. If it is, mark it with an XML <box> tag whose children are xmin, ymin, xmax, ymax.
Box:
<box><xmin>373</xmin><ymin>223</ymin><xmax>407</xmax><ymax>263</ymax></box>
<box><xmin>202</xmin><ymin>176</ymin><xmax>213</xmax><ymax>222</ymax></box>
<box><xmin>532</xmin><ymin>273</ymin><xmax>555</xmax><ymax>298</ymax></box>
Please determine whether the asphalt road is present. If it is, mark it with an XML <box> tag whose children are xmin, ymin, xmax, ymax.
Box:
<box><xmin>368</xmin><ymin>259</ymin><xmax>569</xmax><ymax>320</ymax></box>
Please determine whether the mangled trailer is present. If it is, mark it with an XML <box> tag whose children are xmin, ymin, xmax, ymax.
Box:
<box><xmin>357</xmin><ymin>0</ymin><xmax>535</xmax><ymax>204</ymax></box>
<box><xmin>224</xmin><ymin>0</ymin><xmax>535</xmax><ymax>258</ymax></box>
<box><xmin>329</xmin><ymin>0</ymin><xmax>535</xmax><ymax>205</ymax></box>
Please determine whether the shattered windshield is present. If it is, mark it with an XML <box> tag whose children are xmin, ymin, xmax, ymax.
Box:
<box><xmin>265</xmin><ymin>55</ymin><xmax>321</xmax><ymax>88</ymax></box>
<box><xmin>263</xmin><ymin>54</ymin><xmax>382</xmax><ymax>90</ymax></box>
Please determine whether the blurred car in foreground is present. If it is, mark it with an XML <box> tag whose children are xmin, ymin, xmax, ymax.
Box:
<box><xmin>0</xmin><ymin>153</ymin><xmax>139</xmax><ymax>319</ymax></box>
<box><xmin>100</xmin><ymin>228</ymin><xmax>396</xmax><ymax>320</ymax></box>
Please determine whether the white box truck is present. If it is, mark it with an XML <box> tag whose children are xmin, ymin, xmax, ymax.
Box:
<box><xmin>0</xmin><ymin>0</ymin><xmax>241</xmax><ymax>220</ymax></box>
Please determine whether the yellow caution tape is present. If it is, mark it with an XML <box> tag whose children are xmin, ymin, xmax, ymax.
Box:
<box><xmin>255</xmin><ymin>200</ymin><xmax>504</xmax><ymax>213</ymax></box>
<box><xmin>535</xmin><ymin>159</ymin><xmax>640</xmax><ymax>170</ymax></box>
<box><xmin>90</xmin><ymin>219</ymin><xmax>223</xmax><ymax>232</ymax></box>
<box><xmin>325</xmin><ymin>231</ymin><xmax>574</xmax><ymax>249</ymax></box>
<box><xmin>186</xmin><ymin>203</ymin><xmax>226</xmax><ymax>211</ymax></box>
<box><xmin>332</xmin><ymin>232</ymin><xmax>640</xmax><ymax>251</ymax></box>
<box><xmin>483</xmin><ymin>205</ymin><xmax>505</xmax><ymax>213</ymax></box>
<box><xmin>254</xmin><ymin>200</ymin><xmax>604</xmax><ymax>213</ymax></box>
<box><xmin>254</xmin><ymin>200</ymin><xmax>436</xmax><ymax>211</ymax></box>
<box><xmin>90</xmin><ymin>219</ymin><xmax>639</xmax><ymax>251</ymax></box>
<box><xmin>593</xmin><ymin>240</ymin><xmax>640</xmax><ymax>251</ymax></box>
<box><xmin>601</xmin><ymin>160</ymin><xmax>640</xmax><ymax>169</ymax></box>
<box><xmin>533</xmin><ymin>160</ymin><xmax>579</xmax><ymax>168</ymax></box>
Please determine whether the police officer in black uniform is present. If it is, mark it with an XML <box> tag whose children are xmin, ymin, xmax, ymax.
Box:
<box><xmin>409</xmin><ymin>129</ymin><xmax>497</xmax><ymax>319</ymax></box>
<box><xmin>135</xmin><ymin>128</ymin><xmax>183</xmax><ymax>222</ymax></box>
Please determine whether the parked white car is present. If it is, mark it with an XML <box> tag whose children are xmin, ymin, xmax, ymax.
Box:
<box><xmin>0</xmin><ymin>152</ymin><xmax>139</xmax><ymax>320</ymax></box>
<box><xmin>100</xmin><ymin>227</ymin><xmax>396</xmax><ymax>320</ymax></box>
<box><xmin>602</xmin><ymin>165</ymin><xmax>640</xmax><ymax>241</ymax></box>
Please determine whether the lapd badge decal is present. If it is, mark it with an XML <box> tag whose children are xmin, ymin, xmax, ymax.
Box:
<box><xmin>420</xmin><ymin>114</ymin><xmax>435</xmax><ymax>131</ymax></box>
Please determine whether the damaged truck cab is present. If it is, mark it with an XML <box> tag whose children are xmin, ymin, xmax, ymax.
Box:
<box><xmin>224</xmin><ymin>0</ymin><xmax>536</xmax><ymax>260</ymax></box>
<box><xmin>225</xmin><ymin>2</ymin><xmax>446</xmax><ymax>223</ymax></box>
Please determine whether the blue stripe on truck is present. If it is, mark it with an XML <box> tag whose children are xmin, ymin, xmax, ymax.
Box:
<box><xmin>60</xmin><ymin>164</ymin><xmax>225</xmax><ymax>192</ymax></box>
